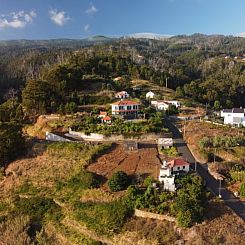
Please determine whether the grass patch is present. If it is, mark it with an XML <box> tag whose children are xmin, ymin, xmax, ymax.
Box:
<box><xmin>47</xmin><ymin>142</ymin><xmax>112</xmax><ymax>166</ymax></box>
<box><xmin>14</xmin><ymin>197</ymin><xmax>64</xmax><ymax>224</ymax></box>
<box><xmin>73</xmin><ymin>198</ymin><xmax>134</xmax><ymax>236</ymax></box>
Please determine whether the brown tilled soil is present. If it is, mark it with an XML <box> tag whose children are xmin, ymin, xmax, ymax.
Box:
<box><xmin>87</xmin><ymin>143</ymin><xmax>162</xmax><ymax>181</ymax></box>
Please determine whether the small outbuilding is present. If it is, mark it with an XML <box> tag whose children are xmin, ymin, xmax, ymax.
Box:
<box><xmin>146</xmin><ymin>91</ymin><xmax>155</xmax><ymax>100</ymax></box>
<box><xmin>124</xmin><ymin>141</ymin><xmax>138</xmax><ymax>151</ymax></box>
<box><xmin>101</xmin><ymin>116</ymin><xmax>112</xmax><ymax>124</ymax></box>
<box><xmin>157</xmin><ymin>138</ymin><xmax>173</xmax><ymax>151</ymax></box>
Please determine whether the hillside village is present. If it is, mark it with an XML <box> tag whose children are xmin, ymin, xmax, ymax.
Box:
<box><xmin>0</xmin><ymin>35</ymin><xmax>245</xmax><ymax>244</ymax></box>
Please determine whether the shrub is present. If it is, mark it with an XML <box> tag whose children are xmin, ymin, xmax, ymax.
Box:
<box><xmin>143</xmin><ymin>176</ymin><xmax>154</xmax><ymax>187</ymax></box>
<box><xmin>14</xmin><ymin>197</ymin><xmax>63</xmax><ymax>223</ymax></box>
<box><xmin>161</xmin><ymin>146</ymin><xmax>179</xmax><ymax>157</ymax></box>
<box><xmin>108</xmin><ymin>171</ymin><xmax>130</xmax><ymax>192</ymax></box>
<box><xmin>239</xmin><ymin>183</ymin><xmax>245</xmax><ymax>197</ymax></box>
<box><xmin>74</xmin><ymin>198</ymin><xmax>133</xmax><ymax>235</ymax></box>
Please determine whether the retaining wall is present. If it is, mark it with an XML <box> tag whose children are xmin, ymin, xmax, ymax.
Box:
<box><xmin>134</xmin><ymin>209</ymin><xmax>176</xmax><ymax>222</ymax></box>
<box><xmin>67</xmin><ymin>128</ymin><xmax>164</xmax><ymax>142</ymax></box>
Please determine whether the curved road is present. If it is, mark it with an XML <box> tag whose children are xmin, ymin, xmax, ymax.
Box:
<box><xmin>165</xmin><ymin>119</ymin><xmax>245</xmax><ymax>221</ymax></box>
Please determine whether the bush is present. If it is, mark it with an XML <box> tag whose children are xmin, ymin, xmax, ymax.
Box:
<box><xmin>143</xmin><ymin>176</ymin><xmax>154</xmax><ymax>187</ymax></box>
<box><xmin>239</xmin><ymin>183</ymin><xmax>245</xmax><ymax>197</ymax></box>
<box><xmin>74</xmin><ymin>198</ymin><xmax>133</xmax><ymax>235</ymax></box>
<box><xmin>108</xmin><ymin>171</ymin><xmax>130</xmax><ymax>192</ymax></box>
<box><xmin>161</xmin><ymin>146</ymin><xmax>179</xmax><ymax>157</ymax></box>
<box><xmin>14</xmin><ymin>197</ymin><xmax>63</xmax><ymax>223</ymax></box>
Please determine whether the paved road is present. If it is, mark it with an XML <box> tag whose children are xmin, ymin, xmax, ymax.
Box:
<box><xmin>165</xmin><ymin>119</ymin><xmax>245</xmax><ymax>221</ymax></box>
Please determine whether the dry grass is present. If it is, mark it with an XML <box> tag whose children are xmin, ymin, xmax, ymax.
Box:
<box><xmin>0</xmin><ymin>215</ymin><xmax>31</xmax><ymax>245</ymax></box>
<box><xmin>80</xmin><ymin>189</ymin><xmax>118</xmax><ymax>203</ymax></box>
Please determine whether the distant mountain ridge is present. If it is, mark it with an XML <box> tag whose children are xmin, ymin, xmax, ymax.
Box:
<box><xmin>125</xmin><ymin>32</ymin><xmax>172</xmax><ymax>40</ymax></box>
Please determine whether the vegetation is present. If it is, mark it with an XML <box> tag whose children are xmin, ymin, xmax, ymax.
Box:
<box><xmin>71</xmin><ymin>113</ymin><xmax>166</xmax><ymax>136</ymax></box>
<box><xmin>108</xmin><ymin>171</ymin><xmax>131</xmax><ymax>192</ymax></box>
<box><xmin>0</xmin><ymin>122</ymin><xmax>25</xmax><ymax>168</ymax></box>
<box><xmin>161</xmin><ymin>146</ymin><xmax>179</xmax><ymax>157</ymax></box>
<box><xmin>199</xmin><ymin>135</ymin><xmax>245</xmax><ymax>149</ymax></box>
<box><xmin>74</xmin><ymin>198</ymin><xmax>134</xmax><ymax>235</ymax></box>
<box><xmin>127</xmin><ymin>174</ymin><xmax>207</xmax><ymax>228</ymax></box>
<box><xmin>239</xmin><ymin>183</ymin><xmax>245</xmax><ymax>197</ymax></box>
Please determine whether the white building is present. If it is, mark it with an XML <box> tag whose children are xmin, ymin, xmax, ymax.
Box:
<box><xmin>157</xmin><ymin>138</ymin><xmax>173</xmax><ymax>150</ymax></box>
<box><xmin>115</xmin><ymin>91</ymin><xmax>130</xmax><ymax>99</ymax></box>
<box><xmin>151</xmin><ymin>100</ymin><xmax>170</xmax><ymax>111</ymax></box>
<box><xmin>159</xmin><ymin>159</ymin><xmax>190</xmax><ymax>191</ymax></box>
<box><xmin>146</xmin><ymin>91</ymin><xmax>155</xmax><ymax>99</ymax></box>
<box><xmin>166</xmin><ymin>100</ymin><xmax>181</xmax><ymax>108</ymax></box>
<box><xmin>111</xmin><ymin>100</ymin><xmax>140</xmax><ymax>116</ymax></box>
<box><xmin>220</xmin><ymin>108</ymin><xmax>245</xmax><ymax>127</ymax></box>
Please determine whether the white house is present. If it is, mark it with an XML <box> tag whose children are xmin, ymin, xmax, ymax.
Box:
<box><xmin>115</xmin><ymin>91</ymin><xmax>130</xmax><ymax>99</ymax></box>
<box><xmin>111</xmin><ymin>100</ymin><xmax>140</xmax><ymax>116</ymax></box>
<box><xmin>146</xmin><ymin>91</ymin><xmax>155</xmax><ymax>99</ymax></box>
<box><xmin>158</xmin><ymin>159</ymin><xmax>190</xmax><ymax>191</ymax></box>
<box><xmin>166</xmin><ymin>100</ymin><xmax>181</xmax><ymax>108</ymax></box>
<box><xmin>169</xmin><ymin>159</ymin><xmax>190</xmax><ymax>173</ymax></box>
<box><xmin>221</xmin><ymin>108</ymin><xmax>245</xmax><ymax>127</ymax></box>
<box><xmin>151</xmin><ymin>100</ymin><xmax>170</xmax><ymax>111</ymax></box>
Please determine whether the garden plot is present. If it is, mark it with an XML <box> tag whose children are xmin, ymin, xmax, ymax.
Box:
<box><xmin>87</xmin><ymin>143</ymin><xmax>162</xmax><ymax>181</ymax></box>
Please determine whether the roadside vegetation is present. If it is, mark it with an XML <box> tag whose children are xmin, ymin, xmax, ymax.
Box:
<box><xmin>71</xmin><ymin>112</ymin><xmax>167</xmax><ymax>136</ymax></box>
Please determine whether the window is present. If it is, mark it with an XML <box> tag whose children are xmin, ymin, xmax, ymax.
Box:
<box><xmin>183</xmin><ymin>166</ymin><xmax>185</xmax><ymax>169</ymax></box>
<box><xmin>177</xmin><ymin>167</ymin><xmax>180</xmax><ymax>170</ymax></box>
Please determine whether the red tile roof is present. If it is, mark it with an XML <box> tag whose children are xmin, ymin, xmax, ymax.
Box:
<box><xmin>103</xmin><ymin>116</ymin><xmax>111</xmax><ymax>121</ymax></box>
<box><xmin>111</xmin><ymin>100</ymin><xmax>140</xmax><ymax>106</ymax></box>
<box><xmin>169</xmin><ymin>159</ymin><xmax>189</xmax><ymax>168</ymax></box>
<box><xmin>100</xmin><ymin>111</ymin><xmax>107</xmax><ymax>115</ymax></box>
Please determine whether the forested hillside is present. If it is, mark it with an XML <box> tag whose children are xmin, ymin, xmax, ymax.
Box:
<box><xmin>0</xmin><ymin>34</ymin><xmax>244</xmax><ymax>107</ymax></box>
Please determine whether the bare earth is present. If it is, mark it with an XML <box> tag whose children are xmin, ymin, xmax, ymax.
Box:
<box><xmin>87</xmin><ymin>143</ymin><xmax>162</xmax><ymax>180</ymax></box>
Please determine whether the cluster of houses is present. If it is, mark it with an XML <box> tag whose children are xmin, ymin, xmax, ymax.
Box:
<box><xmin>98</xmin><ymin>90</ymin><xmax>181</xmax><ymax>124</ymax></box>
<box><xmin>220</xmin><ymin>108</ymin><xmax>245</xmax><ymax>127</ymax></box>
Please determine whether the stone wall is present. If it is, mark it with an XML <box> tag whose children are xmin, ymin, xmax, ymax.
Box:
<box><xmin>67</xmin><ymin>128</ymin><xmax>164</xmax><ymax>142</ymax></box>
<box><xmin>134</xmin><ymin>209</ymin><xmax>176</xmax><ymax>222</ymax></box>
<box><xmin>45</xmin><ymin>132</ymin><xmax>72</xmax><ymax>142</ymax></box>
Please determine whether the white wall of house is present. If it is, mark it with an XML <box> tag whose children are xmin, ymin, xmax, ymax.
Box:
<box><xmin>172</xmin><ymin>165</ymin><xmax>189</xmax><ymax>173</ymax></box>
<box><xmin>111</xmin><ymin>104</ymin><xmax>139</xmax><ymax>115</ymax></box>
<box><xmin>160</xmin><ymin>176</ymin><xmax>175</xmax><ymax>191</ymax></box>
<box><xmin>157</xmin><ymin>103</ymin><xmax>169</xmax><ymax>111</ymax></box>
<box><xmin>146</xmin><ymin>91</ymin><xmax>155</xmax><ymax>99</ymax></box>
<box><xmin>159</xmin><ymin>167</ymin><xmax>171</xmax><ymax>179</ymax></box>
<box><xmin>115</xmin><ymin>91</ymin><xmax>129</xmax><ymax>99</ymax></box>
<box><xmin>166</xmin><ymin>101</ymin><xmax>181</xmax><ymax>108</ymax></box>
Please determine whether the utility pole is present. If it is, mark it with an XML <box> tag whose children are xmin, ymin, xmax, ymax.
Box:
<box><xmin>165</xmin><ymin>77</ymin><xmax>168</xmax><ymax>89</ymax></box>
<box><xmin>213</xmin><ymin>148</ymin><xmax>217</xmax><ymax>164</ymax></box>
<box><xmin>218</xmin><ymin>178</ymin><xmax>222</xmax><ymax>198</ymax></box>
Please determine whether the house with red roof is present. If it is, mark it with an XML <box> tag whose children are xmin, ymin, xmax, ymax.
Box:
<box><xmin>111</xmin><ymin>100</ymin><xmax>140</xmax><ymax>116</ymax></box>
<box><xmin>159</xmin><ymin>158</ymin><xmax>190</xmax><ymax>191</ymax></box>
<box><xmin>98</xmin><ymin>111</ymin><xmax>108</xmax><ymax>118</ymax></box>
<box><xmin>115</xmin><ymin>91</ymin><xmax>130</xmax><ymax>99</ymax></box>
<box><xmin>101</xmin><ymin>116</ymin><xmax>112</xmax><ymax>124</ymax></box>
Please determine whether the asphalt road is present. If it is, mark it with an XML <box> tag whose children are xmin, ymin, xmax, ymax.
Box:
<box><xmin>165</xmin><ymin>119</ymin><xmax>245</xmax><ymax>221</ymax></box>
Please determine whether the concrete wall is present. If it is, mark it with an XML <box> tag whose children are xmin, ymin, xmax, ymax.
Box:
<box><xmin>45</xmin><ymin>132</ymin><xmax>72</xmax><ymax>142</ymax></box>
<box><xmin>134</xmin><ymin>209</ymin><xmax>176</xmax><ymax>223</ymax></box>
<box><xmin>67</xmin><ymin>128</ymin><xmax>164</xmax><ymax>142</ymax></box>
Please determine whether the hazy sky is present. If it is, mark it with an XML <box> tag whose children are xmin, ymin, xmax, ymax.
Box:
<box><xmin>0</xmin><ymin>0</ymin><xmax>244</xmax><ymax>40</ymax></box>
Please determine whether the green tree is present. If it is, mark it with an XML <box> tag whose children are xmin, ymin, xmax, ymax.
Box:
<box><xmin>0</xmin><ymin>122</ymin><xmax>25</xmax><ymax>167</ymax></box>
<box><xmin>108</xmin><ymin>171</ymin><xmax>130</xmax><ymax>192</ymax></box>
